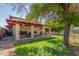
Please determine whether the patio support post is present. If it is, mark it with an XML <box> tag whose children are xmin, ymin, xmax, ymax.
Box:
<box><xmin>42</xmin><ymin>27</ymin><xmax>45</xmax><ymax>37</ymax></box>
<box><xmin>37</xmin><ymin>27</ymin><xmax>40</xmax><ymax>36</ymax></box>
<box><xmin>31</xmin><ymin>25</ymin><xmax>34</xmax><ymax>38</ymax></box>
<box><xmin>13</xmin><ymin>25</ymin><xmax>15</xmax><ymax>38</ymax></box>
<box><xmin>49</xmin><ymin>27</ymin><xmax>51</xmax><ymax>36</ymax></box>
<box><xmin>14</xmin><ymin>24</ymin><xmax>20</xmax><ymax>40</ymax></box>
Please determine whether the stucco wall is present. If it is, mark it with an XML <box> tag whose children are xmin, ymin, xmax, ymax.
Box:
<box><xmin>20</xmin><ymin>26</ymin><xmax>43</xmax><ymax>36</ymax></box>
<box><xmin>20</xmin><ymin>26</ymin><xmax>31</xmax><ymax>32</ymax></box>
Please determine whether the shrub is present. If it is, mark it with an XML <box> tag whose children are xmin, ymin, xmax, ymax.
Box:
<box><xmin>15</xmin><ymin>36</ymin><xmax>71</xmax><ymax>56</ymax></box>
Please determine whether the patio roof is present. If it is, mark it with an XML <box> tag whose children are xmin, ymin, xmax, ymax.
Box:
<box><xmin>6</xmin><ymin>16</ymin><xmax>44</xmax><ymax>27</ymax></box>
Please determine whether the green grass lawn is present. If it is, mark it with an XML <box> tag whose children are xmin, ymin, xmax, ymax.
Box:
<box><xmin>14</xmin><ymin>36</ymin><xmax>71</xmax><ymax>56</ymax></box>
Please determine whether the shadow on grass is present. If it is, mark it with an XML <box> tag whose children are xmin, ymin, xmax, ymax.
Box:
<box><xmin>47</xmin><ymin>38</ymin><xmax>62</xmax><ymax>44</ymax></box>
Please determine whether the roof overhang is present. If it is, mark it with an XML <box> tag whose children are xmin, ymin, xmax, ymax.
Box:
<box><xmin>6</xmin><ymin>16</ymin><xmax>44</xmax><ymax>28</ymax></box>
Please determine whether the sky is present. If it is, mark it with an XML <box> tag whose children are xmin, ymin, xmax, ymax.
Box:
<box><xmin>0</xmin><ymin>3</ymin><xmax>56</xmax><ymax>27</ymax></box>
<box><xmin>0</xmin><ymin>4</ymin><xmax>26</xmax><ymax>27</ymax></box>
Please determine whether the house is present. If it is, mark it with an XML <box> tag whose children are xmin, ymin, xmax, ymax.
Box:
<box><xmin>6</xmin><ymin>16</ymin><xmax>51</xmax><ymax>40</ymax></box>
<box><xmin>0</xmin><ymin>27</ymin><xmax>5</xmax><ymax>40</ymax></box>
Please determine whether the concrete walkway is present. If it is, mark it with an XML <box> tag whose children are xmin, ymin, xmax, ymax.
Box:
<box><xmin>0</xmin><ymin>37</ymin><xmax>15</xmax><ymax>56</ymax></box>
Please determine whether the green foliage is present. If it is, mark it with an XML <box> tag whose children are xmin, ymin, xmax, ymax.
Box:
<box><xmin>14</xmin><ymin>36</ymin><xmax>71</xmax><ymax>56</ymax></box>
<box><xmin>59</xmin><ymin>11</ymin><xmax>79</xmax><ymax>26</ymax></box>
<box><xmin>26</xmin><ymin>3</ymin><xmax>79</xmax><ymax>27</ymax></box>
<box><xmin>45</xmin><ymin>19</ymin><xmax>64</xmax><ymax>32</ymax></box>
<box><xmin>26</xmin><ymin>3</ymin><xmax>63</xmax><ymax>20</ymax></box>
<box><xmin>67</xmin><ymin>12</ymin><xmax>79</xmax><ymax>26</ymax></box>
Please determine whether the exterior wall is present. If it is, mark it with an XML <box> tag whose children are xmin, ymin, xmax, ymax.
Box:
<box><xmin>20</xmin><ymin>25</ymin><xmax>43</xmax><ymax>36</ymax></box>
<box><xmin>42</xmin><ymin>27</ymin><xmax>51</xmax><ymax>36</ymax></box>
<box><xmin>12</xmin><ymin>24</ymin><xmax>51</xmax><ymax>40</ymax></box>
<box><xmin>34</xmin><ymin>26</ymin><xmax>42</xmax><ymax>36</ymax></box>
<box><xmin>20</xmin><ymin>26</ymin><xmax>31</xmax><ymax>32</ymax></box>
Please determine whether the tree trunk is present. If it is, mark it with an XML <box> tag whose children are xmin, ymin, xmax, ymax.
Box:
<box><xmin>64</xmin><ymin>24</ymin><xmax>70</xmax><ymax>46</ymax></box>
<box><xmin>63</xmin><ymin>3</ymin><xmax>70</xmax><ymax>46</ymax></box>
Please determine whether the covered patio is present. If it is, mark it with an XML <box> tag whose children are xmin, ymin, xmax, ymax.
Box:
<box><xmin>6</xmin><ymin>16</ymin><xmax>51</xmax><ymax>40</ymax></box>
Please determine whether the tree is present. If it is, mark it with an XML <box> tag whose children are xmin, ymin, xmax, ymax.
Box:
<box><xmin>26</xmin><ymin>3</ymin><xmax>79</xmax><ymax>46</ymax></box>
<box><xmin>45</xmin><ymin>19</ymin><xmax>64</xmax><ymax>34</ymax></box>
<box><xmin>10</xmin><ymin>3</ymin><xmax>79</xmax><ymax>46</ymax></box>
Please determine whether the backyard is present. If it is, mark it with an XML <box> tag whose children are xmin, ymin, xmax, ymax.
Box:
<box><xmin>14</xmin><ymin>35</ymin><xmax>71</xmax><ymax>56</ymax></box>
<box><xmin>1</xmin><ymin>3</ymin><xmax>79</xmax><ymax>56</ymax></box>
